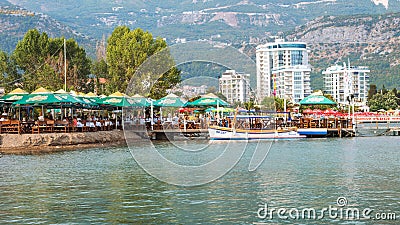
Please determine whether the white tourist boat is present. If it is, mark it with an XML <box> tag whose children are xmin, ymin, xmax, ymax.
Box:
<box><xmin>208</xmin><ymin>115</ymin><xmax>306</xmax><ymax>140</ymax></box>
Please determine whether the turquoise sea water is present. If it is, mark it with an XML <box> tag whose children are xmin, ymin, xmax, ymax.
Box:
<box><xmin>0</xmin><ymin>136</ymin><xmax>399</xmax><ymax>224</ymax></box>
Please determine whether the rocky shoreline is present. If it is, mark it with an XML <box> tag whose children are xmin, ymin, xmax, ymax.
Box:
<box><xmin>0</xmin><ymin>130</ymin><xmax>139</xmax><ymax>154</ymax></box>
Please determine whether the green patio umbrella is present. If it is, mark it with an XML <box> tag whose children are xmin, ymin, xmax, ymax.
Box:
<box><xmin>12</xmin><ymin>87</ymin><xmax>67</xmax><ymax>120</ymax></box>
<box><xmin>99</xmin><ymin>91</ymin><xmax>136</xmax><ymax>129</ymax></box>
<box><xmin>68</xmin><ymin>91</ymin><xmax>99</xmax><ymax>108</ymax></box>
<box><xmin>54</xmin><ymin>89</ymin><xmax>86</xmax><ymax>107</ymax></box>
<box><xmin>12</xmin><ymin>87</ymin><xmax>65</xmax><ymax>106</ymax></box>
<box><xmin>131</xmin><ymin>94</ymin><xmax>152</xmax><ymax>107</ymax></box>
<box><xmin>299</xmin><ymin>94</ymin><xmax>336</xmax><ymax>105</ymax></box>
<box><xmin>0</xmin><ymin>88</ymin><xmax>29</xmax><ymax>102</ymax></box>
<box><xmin>185</xmin><ymin>96</ymin><xmax>229</xmax><ymax>107</ymax></box>
<box><xmin>154</xmin><ymin>93</ymin><xmax>186</xmax><ymax>107</ymax></box>
<box><xmin>101</xmin><ymin>91</ymin><xmax>135</xmax><ymax>107</ymax></box>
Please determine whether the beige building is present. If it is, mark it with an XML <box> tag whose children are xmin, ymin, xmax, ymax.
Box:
<box><xmin>219</xmin><ymin>70</ymin><xmax>250</xmax><ymax>104</ymax></box>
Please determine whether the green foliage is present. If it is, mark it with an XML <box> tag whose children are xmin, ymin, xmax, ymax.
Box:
<box><xmin>215</xmin><ymin>92</ymin><xmax>227</xmax><ymax>102</ymax></box>
<box><xmin>274</xmin><ymin>97</ymin><xmax>285</xmax><ymax>112</ymax></box>
<box><xmin>91</xmin><ymin>59</ymin><xmax>108</xmax><ymax>95</ymax></box>
<box><xmin>367</xmin><ymin>92</ymin><xmax>399</xmax><ymax>111</ymax></box>
<box><xmin>11</xmin><ymin>29</ymin><xmax>91</xmax><ymax>92</ymax></box>
<box><xmin>260</xmin><ymin>97</ymin><xmax>293</xmax><ymax>111</ymax></box>
<box><xmin>206</xmin><ymin>86</ymin><xmax>217</xmax><ymax>94</ymax></box>
<box><xmin>243</xmin><ymin>100</ymin><xmax>254</xmax><ymax>110</ymax></box>
<box><xmin>149</xmin><ymin>67</ymin><xmax>181</xmax><ymax>99</ymax></box>
<box><xmin>0</xmin><ymin>50</ymin><xmax>20</xmax><ymax>92</ymax></box>
<box><xmin>368</xmin><ymin>84</ymin><xmax>377</xmax><ymax>100</ymax></box>
<box><xmin>3</xmin><ymin>1</ymin><xmax>400</xmax><ymax>93</ymax></box>
<box><xmin>106</xmin><ymin>26</ymin><xmax>180</xmax><ymax>97</ymax></box>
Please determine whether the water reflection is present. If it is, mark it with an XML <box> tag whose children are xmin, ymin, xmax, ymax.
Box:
<box><xmin>0</xmin><ymin>137</ymin><xmax>399</xmax><ymax>224</ymax></box>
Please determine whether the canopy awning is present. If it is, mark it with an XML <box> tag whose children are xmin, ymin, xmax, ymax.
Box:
<box><xmin>299</xmin><ymin>95</ymin><xmax>336</xmax><ymax>105</ymax></box>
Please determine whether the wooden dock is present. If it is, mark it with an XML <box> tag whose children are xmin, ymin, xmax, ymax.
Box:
<box><xmin>146</xmin><ymin>127</ymin><xmax>357</xmax><ymax>140</ymax></box>
<box><xmin>382</xmin><ymin>128</ymin><xmax>400</xmax><ymax>136</ymax></box>
<box><xmin>127</xmin><ymin>117</ymin><xmax>359</xmax><ymax>140</ymax></box>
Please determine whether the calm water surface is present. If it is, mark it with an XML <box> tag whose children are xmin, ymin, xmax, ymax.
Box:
<box><xmin>0</xmin><ymin>136</ymin><xmax>399</xmax><ymax>224</ymax></box>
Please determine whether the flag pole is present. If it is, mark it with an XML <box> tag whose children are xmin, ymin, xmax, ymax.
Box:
<box><xmin>64</xmin><ymin>38</ymin><xmax>67</xmax><ymax>91</ymax></box>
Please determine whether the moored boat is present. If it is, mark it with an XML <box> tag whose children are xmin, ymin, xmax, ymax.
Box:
<box><xmin>297</xmin><ymin>128</ymin><xmax>328</xmax><ymax>137</ymax></box>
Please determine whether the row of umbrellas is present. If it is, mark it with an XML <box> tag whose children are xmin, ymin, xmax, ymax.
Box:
<box><xmin>0</xmin><ymin>88</ymin><xmax>230</xmax><ymax>109</ymax></box>
<box><xmin>153</xmin><ymin>93</ymin><xmax>229</xmax><ymax>108</ymax></box>
<box><xmin>0</xmin><ymin>88</ymin><xmax>149</xmax><ymax>108</ymax></box>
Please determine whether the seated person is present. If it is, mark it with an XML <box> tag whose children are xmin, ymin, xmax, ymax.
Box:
<box><xmin>72</xmin><ymin>117</ymin><xmax>78</xmax><ymax>127</ymax></box>
<box><xmin>76</xmin><ymin>119</ymin><xmax>83</xmax><ymax>128</ymax></box>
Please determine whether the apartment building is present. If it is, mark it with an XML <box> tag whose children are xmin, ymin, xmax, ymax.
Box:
<box><xmin>323</xmin><ymin>64</ymin><xmax>370</xmax><ymax>105</ymax></box>
<box><xmin>219</xmin><ymin>70</ymin><xmax>250</xmax><ymax>104</ymax></box>
<box><xmin>256</xmin><ymin>39</ymin><xmax>312</xmax><ymax>103</ymax></box>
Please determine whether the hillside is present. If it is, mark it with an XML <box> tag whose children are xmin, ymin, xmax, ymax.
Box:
<box><xmin>0</xmin><ymin>0</ymin><xmax>96</xmax><ymax>54</ymax></box>
<box><xmin>6</xmin><ymin>0</ymin><xmax>400</xmax><ymax>44</ymax></box>
<box><xmin>286</xmin><ymin>13</ymin><xmax>400</xmax><ymax>90</ymax></box>
<box><xmin>1</xmin><ymin>0</ymin><xmax>400</xmax><ymax>91</ymax></box>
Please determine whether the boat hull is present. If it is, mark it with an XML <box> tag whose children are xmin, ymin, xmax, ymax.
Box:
<box><xmin>297</xmin><ymin>128</ymin><xmax>328</xmax><ymax>137</ymax></box>
<box><xmin>208</xmin><ymin>127</ymin><xmax>306</xmax><ymax>140</ymax></box>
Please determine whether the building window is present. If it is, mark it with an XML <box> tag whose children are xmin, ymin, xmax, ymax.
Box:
<box><xmin>291</xmin><ymin>50</ymin><xmax>303</xmax><ymax>66</ymax></box>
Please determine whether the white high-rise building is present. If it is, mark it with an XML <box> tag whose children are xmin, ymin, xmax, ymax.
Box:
<box><xmin>219</xmin><ymin>70</ymin><xmax>250</xmax><ymax>104</ymax></box>
<box><xmin>323</xmin><ymin>64</ymin><xmax>370</xmax><ymax>105</ymax></box>
<box><xmin>256</xmin><ymin>39</ymin><xmax>312</xmax><ymax>103</ymax></box>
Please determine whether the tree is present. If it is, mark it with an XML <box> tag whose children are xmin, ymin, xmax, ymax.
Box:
<box><xmin>91</xmin><ymin>59</ymin><xmax>108</xmax><ymax>95</ymax></box>
<box><xmin>12</xmin><ymin>29</ymin><xmax>49</xmax><ymax>91</ymax></box>
<box><xmin>0</xmin><ymin>51</ymin><xmax>20</xmax><ymax>92</ymax></box>
<box><xmin>367</xmin><ymin>92</ymin><xmax>399</xmax><ymax>111</ymax></box>
<box><xmin>206</xmin><ymin>86</ymin><xmax>217</xmax><ymax>94</ymax></box>
<box><xmin>393</xmin><ymin>88</ymin><xmax>400</xmax><ymax>106</ymax></box>
<box><xmin>368</xmin><ymin>84</ymin><xmax>377</xmax><ymax>100</ymax></box>
<box><xmin>106</xmin><ymin>26</ymin><xmax>180</xmax><ymax>97</ymax></box>
<box><xmin>243</xmin><ymin>100</ymin><xmax>254</xmax><ymax>110</ymax></box>
<box><xmin>12</xmin><ymin>29</ymin><xmax>91</xmax><ymax>92</ymax></box>
<box><xmin>261</xmin><ymin>97</ymin><xmax>275</xmax><ymax>111</ymax></box>
<box><xmin>149</xmin><ymin>67</ymin><xmax>181</xmax><ymax>99</ymax></box>
<box><xmin>216</xmin><ymin>92</ymin><xmax>227</xmax><ymax>102</ymax></box>
<box><xmin>274</xmin><ymin>97</ymin><xmax>285</xmax><ymax>112</ymax></box>
<box><xmin>381</xmin><ymin>85</ymin><xmax>388</xmax><ymax>95</ymax></box>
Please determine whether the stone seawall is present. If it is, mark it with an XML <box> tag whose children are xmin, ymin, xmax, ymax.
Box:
<box><xmin>0</xmin><ymin>130</ymin><xmax>138</xmax><ymax>154</ymax></box>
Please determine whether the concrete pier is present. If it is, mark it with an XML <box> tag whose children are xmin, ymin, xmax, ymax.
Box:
<box><xmin>0</xmin><ymin>130</ymin><xmax>132</xmax><ymax>154</ymax></box>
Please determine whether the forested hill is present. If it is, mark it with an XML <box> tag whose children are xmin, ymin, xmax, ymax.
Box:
<box><xmin>0</xmin><ymin>0</ymin><xmax>95</xmax><ymax>54</ymax></box>
<box><xmin>285</xmin><ymin>13</ymin><xmax>400</xmax><ymax>90</ymax></box>
<box><xmin>1</xmin><ymin>0</ymin><xmax>400</xmax><ymax>90</ymax></box>
<box><xmin>6</xmin><ymin>0</ymin><xmax>400</xmax><ymax>44</ymax></box>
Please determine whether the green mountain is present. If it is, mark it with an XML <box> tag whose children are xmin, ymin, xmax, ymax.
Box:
<box><xmin>0</xmin><ymin>0</ymin><xmax>96</xmax><ymax>54</ymax></box>
<box><xmin>5</xmin><ymin>0</ymin><xmax>400</xmax><ymax>44</ymax></box>
<box><xmin>1</xmin><ymin>0</ymin><xmax>400</xmax><ymax>90</ymax></box>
